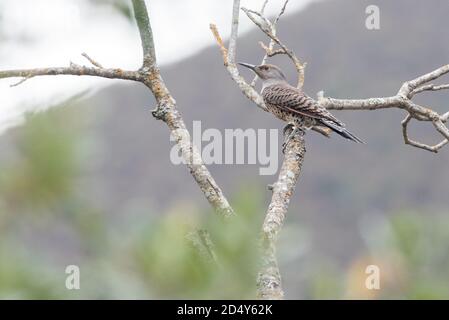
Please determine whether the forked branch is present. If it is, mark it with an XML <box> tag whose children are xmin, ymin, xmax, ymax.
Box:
<box><xmin>211</xmin><ymin>0</ymin><xmax>449</xmax><ymax>300</ymax></box>
<box><xmin>0</xmin><ymin>0</ymin><xmax>235</xmax><ymax>218</ymax></box>
<box><xmin>211</xmin><ymin>0</ymin><xmax>305</xmax><ymax>299</ymax></box>
<box><xmin>319</xmin><ymin>64</ymin><xmax>449</xmax><ymax>153</ymax></box>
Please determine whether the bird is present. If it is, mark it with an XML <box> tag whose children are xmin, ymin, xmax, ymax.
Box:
<box><xmin>238</xmin><ymin>63</ymin><xmax>365</xmax><ymax>150</ymax></box>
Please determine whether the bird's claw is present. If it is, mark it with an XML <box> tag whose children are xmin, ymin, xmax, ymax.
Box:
<box><xmin>282</xmin><ymin>125</ymin><xmax>297</xmax><ymax>154</ymax></box>
<box><xmin>282</xmin><ymin>141</ymin><xmax>288</xmax><ymax>154</ymax></box>
<box><xmin>282</xmin><ymin>125</ymin><xmax>305</xmax><ymax>154</ymax></box>
<box><xmin>283</xmin><ymin>123</ymin><xmax>295</xmax><ymax>137</ymax></box>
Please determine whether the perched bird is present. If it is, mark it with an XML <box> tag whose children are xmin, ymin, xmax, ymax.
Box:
<box><xmin>238</xmin><ymin>63</ymin><xmax>365</xmax><ymax>148</ymax></box>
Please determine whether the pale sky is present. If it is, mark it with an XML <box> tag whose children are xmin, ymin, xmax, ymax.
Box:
<box><xmin>0</xmin><ymin>0</ymin><xmax>316</xmax><ymax>132</ymax></box>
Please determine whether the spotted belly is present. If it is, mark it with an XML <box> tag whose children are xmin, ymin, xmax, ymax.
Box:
<box><xmin>265</xmin><ymin>103</ymin><xmax>315</xmax><ymax>129</ymax></box>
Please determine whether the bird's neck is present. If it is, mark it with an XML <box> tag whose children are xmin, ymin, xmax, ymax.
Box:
<box><xmin>261</xmin><ymin>78</ymin><xmax>289</xmax><ymax>91</ymax></box>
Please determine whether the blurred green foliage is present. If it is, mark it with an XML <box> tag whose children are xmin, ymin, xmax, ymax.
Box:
<box><xmin>384</xmin><ymin>213</ymin><xmax>449</xmax><ymax>299</ymax></box>
<box><xmin>307</xmin><ymin>212</ymin><xmax>449</xmax><ymax>299</ymax></box>
<box><xmin>0</xmin><ymin>245</ymin><xmax>64</xmax><ymax>299</ymax></box>
<box><xmin>133</xmin><ymin>191</ymin><xmax>263</xmax><ymax>299</ymax></box>
<box><xmin>0</xmin><ymin>109</ymin><xmax>264</xmax><ymax>298</ymax></box>
<box><xmin>1</xmin><ymin>111</ymin><xmax>78</xmax><ymax>209</ymax></box>
<box><xmin>0</xmin><ymin>105</ymin><xmax>448</xmax><ymax>299</ymax></box>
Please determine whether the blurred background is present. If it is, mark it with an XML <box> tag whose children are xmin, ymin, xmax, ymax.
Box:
<box><xmin>0</xmin><ymin>0</ymin><xmax>448</xmax><ymax>299</ymax></box>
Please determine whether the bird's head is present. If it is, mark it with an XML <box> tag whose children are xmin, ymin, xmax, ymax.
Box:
<box><xmin>238</xmin><ymin>63</ymin><xmax>286</xmax><ymax>81</ymax></box>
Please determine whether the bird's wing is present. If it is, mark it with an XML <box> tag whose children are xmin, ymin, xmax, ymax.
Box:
<box><xmin>263</xmin><ymin>84</ymin><xmax>344</xmax><ymax>126</ymax></box>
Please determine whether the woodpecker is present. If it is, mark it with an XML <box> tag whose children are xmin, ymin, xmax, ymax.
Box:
<box><xmin>238</xmin><ymin>63</ymin><xmax>365</xmax><ymax>149</ymax></box>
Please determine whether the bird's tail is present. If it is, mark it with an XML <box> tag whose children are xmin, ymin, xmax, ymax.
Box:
<box><xmin>320</xmin><ymin>119</ymin><xmax>366</xmax><ymax>144</ymax></box>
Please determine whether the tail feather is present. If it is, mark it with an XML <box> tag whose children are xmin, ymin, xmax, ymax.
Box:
<box><xmin>320</xmin><ymin>119</ymin><xmax>366</xmax><ymax>144</ymax></box>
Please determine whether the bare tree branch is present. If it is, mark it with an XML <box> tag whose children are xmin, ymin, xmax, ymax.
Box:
<box><xmin>250</xmin><ymin>0</ymin><xmax>290</xmax><ymax>87</ymax></box>
<box><xmin>81</xmin><ymin>52</ymin><xmax>104</xmax><ymax>68</ymax></box>
<box><xmin>187</xmin><ymin>229</ymin><xmax>219</xmax><ymax>265</ymax></box>
<box><xmin>210</xmin><ymin>23</ymin><xmax>267</xmax><ymax>111</ymax></box>
<box><xmin>318</xmin><ymin>64</ymin><xmax>449</xmax><ymax>153</ymax></box>
<box><xmin>211</xmin><ymin>0</ymin><xmax>310</xmax><ymax>299</ymax></box>
<box><xmin>0</xmin><ymin>65</ymin><xmax>143</xmax><ymax>84</ymax></box>
<box><xmin>241</xmin><ymin>5</ymin><xmax>305</xmax><ymax>88</ymax></box>
<box><xmin>131</xmin><ymin>0</ymin><xmax>156</xmax><ymax>68</ymax></box>
<box><xmin>228</xmin><ymin>0</ymin><xmax>241</xmax><ymax>64</ymax></box>
<box><xmin>210</xmin><ymin>3</ymin><xmax>328</xmax><ymax>138</ymax></box>
<box><xmin>209</xmin><ymin>0</ymin><xmax>305</xmax><ymax>106</ymax></box>
<box><xmin>400</xmin><ymin>64</ymin><xmax>449</xmax><ymax>98</ymax></box>
<box><xmin>401</xmin><ymin>114</ymin><xmax>448</xmax><ymax>153</ymax></box>
<box><xmin>411</xmin><ymin>83</ymin><xmax>449</xmax><ymax>95</ymax></box>
<box><xmin>258</xmin><ymin>129</ymin><xmax>305</xmax><ymax>300</ymax></box>
<box><xmin>0</xmin><ymin>0</ymin><xmax>235</xmax><ymax>219</ymax></box>
<box><xmin>212</xmin><ymin>0</ymin><xmax>449</xmax><ymax>300</ymax></box>
<box><xmin>260</xmin><ymin>0</ymin><xmax>270</xmax><ymax>15</ymax></box>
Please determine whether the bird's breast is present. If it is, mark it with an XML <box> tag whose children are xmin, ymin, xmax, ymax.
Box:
<box><xmin>265</xmin><ymin>102</ymin><xmax>300</xmax><ymax>122</ymax></box>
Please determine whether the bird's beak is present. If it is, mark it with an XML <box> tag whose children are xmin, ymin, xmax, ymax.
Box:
<box><xmin>238</xmin><ymin>62</ymin><xmax>257</xmax><ymax>71</ymax></box>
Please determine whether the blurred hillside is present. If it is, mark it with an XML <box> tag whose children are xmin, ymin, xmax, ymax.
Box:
<box><xmin>0</xmin><ymin>0</ymin><xmax>448</xmax><ymax>298</ymax></box>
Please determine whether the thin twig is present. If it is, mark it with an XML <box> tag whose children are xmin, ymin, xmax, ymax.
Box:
<box><xmin>228</xmin><ymin>0</ymin><xmax>241</xmax><ymax>64</ymax></box>
<box><xmin>210</xmin><ymin>24</ymin><xmax>229</xmax><ymax>66</ymax></box>
<box><xmin>318</xmin><ymin>64</ymin><xmax>449</xmax><ymax>152</ymax></box>
<box><xmin>210</xmin><ymin>24</ymin><xmax>267</xmax><ymax>112</ymax></box>
<box><xmin>274</xmin><ymin>0</ymin><xmax>289</xmax><ymax>25</ymax></box>
<box><xmin>412</xmin><ymin>83</ymin><xmax>449</xmax><ymax>95</ymax></box>
<box><xmin>10</xmin><ymin>74</ymin><xmax>34</xmax><ymax>87</ymax></box>
<box><xmin>401</xmin><ymin>114</ymin><xmax>448</xmax><ymax>153</ymax></box>
<box><xmin>0</xmin><ymin>66</ymin><xmax>143</xmax><ymax>83</ymax></box>
<box><xmin>242</xmin><ymin>7</ymin><xmax>305</xmax><ymax>88</ymax></box>
<box><xmin>251</xmin><ymin>0</ymin><xmax>290</xmax><ymax>87</ymax></box>
<box><xmin>81</xmin><ymin>52</ymin><xmax>104</xmax><ymax>68</ymax></box>
<box><xmin>187</xmin><ymin>229</ymin><xmax>219</xmax><ymax>265</ymax></box>
<box><xmin>260</xmin><ymin>0</ymin><xmax>270</xmax><ymax>14</ymax></box>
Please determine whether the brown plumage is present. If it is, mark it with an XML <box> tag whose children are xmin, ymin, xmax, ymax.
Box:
<box><xmin>238</xmin><ymin>63</ymin><xmax>365</xmax><ymax>144</ymax></box>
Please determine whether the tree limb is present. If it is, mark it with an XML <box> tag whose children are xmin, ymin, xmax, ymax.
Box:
<box><xmin>228</xmin><ymin>0</ymin><xmax>241</xmax><ymax>64</ymax></box>
<box><xmin>81</xmin><ymin>52</ymin><xmax>104</xmax><ymax>68</ymax></box>
<box><xmin>0</xmin><ymin>0</ymin><xmax>235</xmax><ymax>219</ymax></box>
<box><xmin>210</xmin><ymin>23</ymin><xmax>266</xmax><ymax>112</ymax></box>
<box><xmin>258</xmin><ymin>129</ymin><xmax>305</xmax><ymax>300</ymax></box>
<box><xmin>217</xmin><ymin>0</ymin><xmax>449</xmax><ymax>154</ymax></box>
<box><xmin>131</xmin><ymin>0</ymin><xmax>156</xmax><ymax>68</ymax></box>
<box><xmin>318</xmin><ymin>64</ymin><xmax>449</xmax><ymax>153</ymax></box>
<box><xmin>211</xmin><ymin>0</ymin><xmax>308</xmax><ymax>299</ymax></box>
<box><xmin>0</xmin><ymin>65</ymin><xmax>143</xmax><ymax>84</ymax></box>
<box><xmin>250</xmin><ymin>0</ymin><xmax>290</xmax><ymax>87</ymax></box>
<box><xmin>401</xmin><ymin>114</ymin><xmax>448</xmax><ymax>152</ymax></box>
<box><xmin>241</xmin><ymin>4</ymin><xmax>305</xmax><ymax>89</ymax></box>
<box><xmin>211</xmin><ymin>0</ymin><xmax>449</xmax><ymax>300</ymax></box>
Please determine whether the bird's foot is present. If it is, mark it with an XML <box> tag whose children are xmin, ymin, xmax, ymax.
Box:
<box><xmin>282</xmin><ymin>125</ymin><xmax>303</xmax><ymax>154</ymax></box>
<box><xmin>281</xmin><ymin>142</ymin><xmax>288</xmax><ymax>154</ymax></box>
<box><xmin>283</xmin><ymin>123</ymin><xmax>295</xmax><ymax>137</ymax></box>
